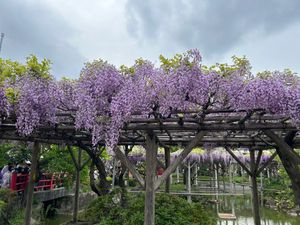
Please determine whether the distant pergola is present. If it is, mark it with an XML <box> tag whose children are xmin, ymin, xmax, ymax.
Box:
<box><xmin>1</xmin><ymin>109</ymin><xmax>299</xmax><ymax>225</ymax></box>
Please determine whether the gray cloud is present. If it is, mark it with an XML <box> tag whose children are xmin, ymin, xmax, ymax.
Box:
<box><xmin>0</xmin><ymin>1</ymin><xmax>86</xmax><ymax>78</ymax></box>
<box><xmin>126</xmin><ymin>0</ymin><xmax>300</xmax><ymax>58</ymax></box>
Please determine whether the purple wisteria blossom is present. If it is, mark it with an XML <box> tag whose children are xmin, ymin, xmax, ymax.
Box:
<box><xmin>13</xmin><ymin>76</ymin><xmax>60</xmax><ymax>135</ymax></box>
<box><xmin>1</xmin><ymin>49</ymin><xmax>299</xmax><ymax>154</ymax></box>
<box><xmin>0</xmin><ymin>87</ymin><xmax>8</xmax><ymax>116</ymax></box>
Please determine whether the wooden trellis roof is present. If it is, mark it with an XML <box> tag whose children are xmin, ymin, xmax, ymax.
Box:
<box><xmin>0</xmin><ymin>109</ymin><xmax>299</xmax><ymax>149</ymax></box>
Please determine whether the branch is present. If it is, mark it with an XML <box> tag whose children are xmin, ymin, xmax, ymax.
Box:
<box><xmin>80</xmin><ymin>157</ymin><xmax>91</xmax><ymax>171</ymax></box>
<box><xmin>263</xmin><ymin>130</ymin><xmax>300</xmax><ymax>163</ymax></box>
<box><xmin>67</xmin><ymin>145</ymin><xmax>79</xmax><ymax>170</ymax></box>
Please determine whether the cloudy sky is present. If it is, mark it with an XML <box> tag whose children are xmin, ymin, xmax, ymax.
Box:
<box><xmin>1</xmin><ymin>0</ymin><xmax>300</xmax><ymax>79</ymax></box>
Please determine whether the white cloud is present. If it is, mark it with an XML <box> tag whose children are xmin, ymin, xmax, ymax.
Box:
<box><xmin>1</xmin><ymin>0</ymin><xmax>300</xmax><ymax>78</ymax></box>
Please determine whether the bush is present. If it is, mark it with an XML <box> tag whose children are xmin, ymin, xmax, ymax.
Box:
<box><xmin>264</xmin><ymin>168</ymin><xmax>296</xmax><ymax>210</ymax></box>
<box><xmin>80</xmin><ymin>189</ymin><xmax>216</xmax><ymax>225</ymax></box>
<box><xmin>0</xmin><ymin>189</ymin><xmax>21</xmax><ymax>224</ymax></box>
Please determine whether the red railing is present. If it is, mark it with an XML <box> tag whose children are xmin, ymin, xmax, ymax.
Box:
<box><xmin>10</xmin><ymin>172</ymin><xmax>67</xmax><ymax>192</ymax></box>
<box><xmin>10</xmin><ymin>173</ymin><xmax>29</xmax><ymax>191</ymax></box>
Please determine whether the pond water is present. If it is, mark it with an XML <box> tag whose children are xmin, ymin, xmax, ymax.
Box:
<box><xmin>212</xmin><ymin>196</ymin><xmax>300</xmax><ymax>225</ymax></box>
<box><xmin>42</xmin><ymin>196</ymin><xmax>300</xmax><ymax>225</ymax></box>
<box><xmin>41</xmin><ymin>214</ymin><xmax>72</xmax><ymax>225</ymax></box>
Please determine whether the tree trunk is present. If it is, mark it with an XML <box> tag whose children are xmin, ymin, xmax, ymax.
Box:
<box><xmin>89</xmin><ymin>162</ymin><xmax>101</xmax><ymax>196</ymax></box>
<box><xmin>275</xmin><ymin>147</ymin><xmax>300</xmax><ymax>206</ymax></box>
<box><xmin>81</xmin><ymin>146</ymin><xmax>110</xmax><ymax>195</ymax></box>
<box><xmin>264</xmin><ymin>130</ymin><xmax>300</xmax><ymax>206</ymax></box>
<box><xmin>24</xmin><ymin>141</ymin><xmax>40</xmax><ymax>225</ymax></box>
<box><xmin>118</xmin><ymin>146</ymin><xmax>130</xmax><ymax>188</ymax></box>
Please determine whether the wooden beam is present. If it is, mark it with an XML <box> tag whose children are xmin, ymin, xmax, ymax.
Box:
<box><xmin>225</xmin><ymin>146</ymin><xmax>252</xmax><ymax>176</ymax></box>
<box><xmin>257</xmin><ymin>151</ymin><xmax>277</xmax><ymax>174</ymax></box>
<box><xmin>155</xmin><ymin>131</ymin><xmax>205</xmax><ymax>190</ymax></box>
<box><xmin>255</xmin><ymin>150</ymin><xmax>263</xmax><ymax>174</ymax></box>
<box><xmin>115</xmin><ymin>147</ymin><xmax>145</xmax><ymax>188</ymax></box>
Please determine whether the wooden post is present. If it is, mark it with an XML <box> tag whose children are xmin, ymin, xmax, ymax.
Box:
<box><xmin>144</xmin><ymin>133</ymin><xmax>158</xmax><ymax>225</ymax></box>
<box><xmin>260</xmin><ymin>172</ymin><xmax>263</xmax><ymax>206</ymax></box>
<box><xmin>214</xmin><ymin>164</ymin><xmax>218</xmax><ymax>194</ymax></box>
<box><xmin>24</xmin><ymin>141</ymin><xmax>40</xmax><ymax>225</ymax></box>
<box><xmin>250</xmin><ymin>150</ymin><xmax>261</xmax><ymax>225</ymax></box>
<box><xmin>73</xmin><ymin>148</ymin><xmax>82</xmax><ymax>224</ymax></box>
<box><xmin>164</xmin><ymin>147</ymin><xmax>170</xmax><ymax>193</ymax></box>
<box><xmin>112</xmin><ymin>157</ymin><xmax>116</xmax><ymax>189</ymax></box>
<box><xmin>194</xmin><ymin>165</ymin><xmax>198</xmax><ymax>186</ymax></box>
<box><xmin>176</xmin><ymin>166</ymin><xmax>180</xmax><ymax>183</ymax></box>
<box><xmin>229</xmin><ymin>163</ymin><xmax>233</xmax><ymax>194</ymax></box>
<box><xmin>187</xmin><ymin>161</ymin><xmax>192</xmax><ymax>203</ymax></box>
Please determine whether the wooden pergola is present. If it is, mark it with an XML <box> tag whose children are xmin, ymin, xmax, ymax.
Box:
<box><xmin>1</xmin><ymin>109</ymin><xmax>299</xmax><ymax>225</ymax></box>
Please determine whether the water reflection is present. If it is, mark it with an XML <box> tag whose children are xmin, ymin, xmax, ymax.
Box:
<box><xmin>213</xmin><ymin>196</ymin><xmax>300</xmax><ymax>225</ymax></box>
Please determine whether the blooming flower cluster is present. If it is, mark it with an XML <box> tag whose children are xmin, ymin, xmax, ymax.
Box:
<box><xmin>0</xmin><ymin>50</ymin><xmax>299</xmax><ymax>152</ymax></box>
<box><xmin>13</xmin><ymin>76</ymin><xmax>60</xmax><ymax>135</ymax></box>
<box><xmin>0</xmin><ymin>87</ymin><xmax>8</xmax><ymax>116</ymax></box>
<box><xmin>172</xmin><ymin>148</ymin><xmax>273</xmax><ymax>166</ymax></box>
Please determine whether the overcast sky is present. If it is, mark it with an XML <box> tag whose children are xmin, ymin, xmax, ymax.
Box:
<box><xmin>1</xmin><ymin>0</ymin><xmax>300</xmax><ymax>79</ymax></box>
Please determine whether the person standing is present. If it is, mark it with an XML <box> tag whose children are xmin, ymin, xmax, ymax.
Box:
<box><xmin>2</xmin><ymin>164</ymin><xmax>14</xmax><ymax>188</ymax></box>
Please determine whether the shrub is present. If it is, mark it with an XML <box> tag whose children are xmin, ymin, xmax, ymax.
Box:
<box><xmin>0</xmin><ymin>189</ymin><xmax>20</xmax><ymax>224</ymax></box>
<box><xmin>80</xmin><ymin>188</ymin><xmax>216</xmax><ymax>225</ymax></box>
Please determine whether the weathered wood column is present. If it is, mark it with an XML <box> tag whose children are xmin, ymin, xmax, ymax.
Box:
<box><xmin>24</xmin><ymin>141</ymin><xmax>40</xmax><ymax>225</ymax></box>
<box><xmin>250</xmin><ymin>150</ymin><xmax>261</xmax><ymax>225</ymax></box>
<box><xmin>144</xmin><ymin>132</ymin><xmax>158</xmax><ymax>225</ymax></box>
<box><xmin>164</xmin><ymin>147</ymin><xmax>170</xmax><ymax>193</ymax></box>
<box><xmin>112</xmin><ymin>157</ymin><xmax>117</xmax><ymax>189</ymax></box>
<box><xmin>214</xmin><ymin>164</ymin><xmax>218</xmax><ymax>194</ymax></box>
<box><xmin>176</xmin><ymin>166</ymin><xmax>180</xmax><ymax>183</ymax></box>
<box><xmin>68</xmin><ymin>146</ymin><xmax>90</xmax><ymax>224</ymax></box>
<box><xmin>229</xmin><ymin>163</ymin><xmax>233</xmax><ymax>194</ymax></box>
<box><xmin>187</xmin><ymin>160</ymin><xmax>192</xmax><ymax>203</ymax></box>
<box><xmin>73</xmin><ymin>148</ymin><xmax>82</xmax><ymax>224</ymax></box>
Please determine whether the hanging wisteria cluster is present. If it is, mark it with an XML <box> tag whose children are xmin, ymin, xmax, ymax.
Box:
<box><xmin>171</xmin><ymin>148</ymin><xmax>274</xmax><ymax>166</ymax></box>
<box><xmin>14</xmin><ymin>76</ymin><xmax>61</xmax><ymax>135</ymax></box>
<box><xmin>0</xmin><ymin>87</ymin><xmax>7</xmax><ymax>116</ymax></box>
<box><xmin>0</xmin><ymin>49</ymin><xmax>299</xmax><ymax>150</ymax></box>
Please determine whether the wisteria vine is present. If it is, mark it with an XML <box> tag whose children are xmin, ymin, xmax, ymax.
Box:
<box><xmin>0</xmin><ymin>50</ymin><xmax>299</xmax><ymax>152</ymax></box>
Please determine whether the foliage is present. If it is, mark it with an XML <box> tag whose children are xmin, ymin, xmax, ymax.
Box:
<box><xmin>7</xmin><ymin>210</ymin><xmax>25</xmax><ymax>225</ymax></box>
<box><xmin>0</xmin><ymin>55</ymin><xmax>51</xmax><ymax>85</ymax></box>
<box><xmin>39</xmin><ymin>144</ymin><xmax>90</xmax><ymax>189</ymax></box>
<box><xmin>264</xmin><ymin>169</ymin><xmax>296</xmax><ymax>210</ymax></box>
<box><xmin>202</xmin><ymin>55</ymin><xmax>252</xmax><ymax>78</ymax></box>
<box><xmin>80</xmin><ymin>189</ymin><xmax>216</xmax><ymax>225</ymax></box>
<box><xmin>0</xmin><ymin>58</ymin><xmax>26</xmax><ymax>85</ymax></box>
<box><xmin>0</xmin><ymin>143</ymin><xmax>31</xmax><ymax>167</ymax></box>
<box><xmin>0</xmin><ymin>189</ymin><xmax>20</xmax><ymax>224</ymax></box>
